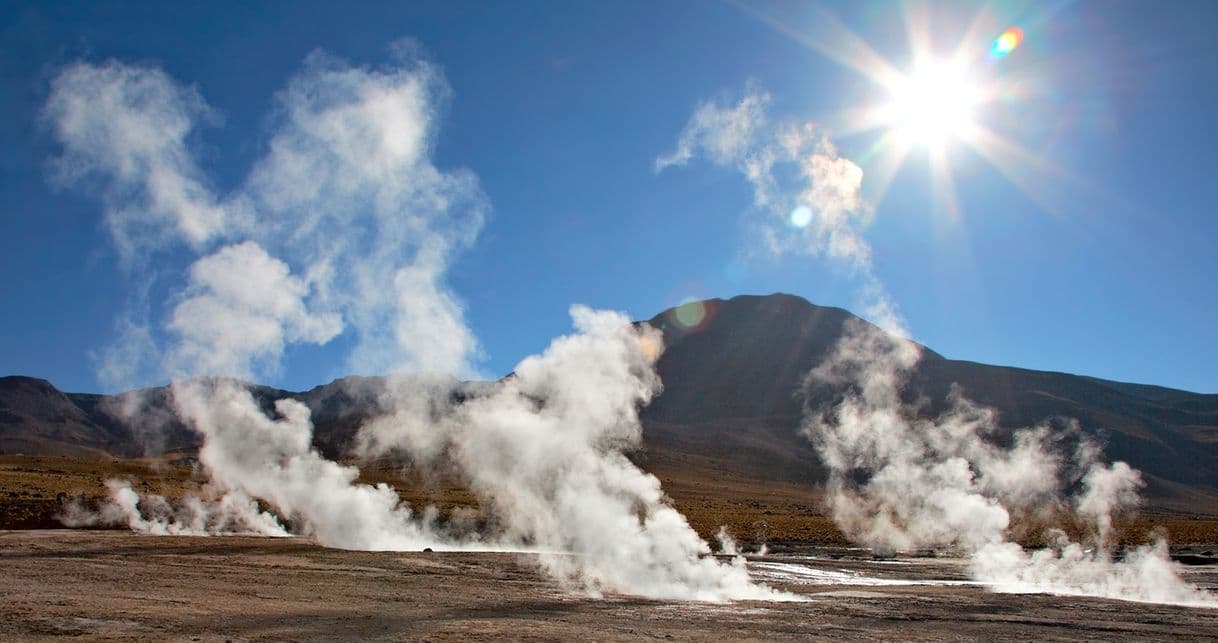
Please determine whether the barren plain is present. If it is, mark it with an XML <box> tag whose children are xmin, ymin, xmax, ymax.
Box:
<box><xmin>3</xmin><ymin>530</ymin><xmax>1217</xmax><ymax>641</ymax></box>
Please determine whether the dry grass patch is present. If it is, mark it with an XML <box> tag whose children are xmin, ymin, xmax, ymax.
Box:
<box><xmin>3</xmin><ymin>454</ymin><xmax>1217</xmax><ymax>549</ymax></box>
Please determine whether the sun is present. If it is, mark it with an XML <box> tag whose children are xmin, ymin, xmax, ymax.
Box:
<box><xmin>881</xmin><ymin>59</ymin><xmax>980</xmax><ymax>148</ymax></box>
<box><xmin>740</xmin><ymin>1</ymin><xmax>1065</xmax><ymax>219</ymax></box>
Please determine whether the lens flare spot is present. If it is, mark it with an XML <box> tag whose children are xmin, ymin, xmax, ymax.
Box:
<box><xmin>790</xmin><ymin>205</ymin><xmax>813</xmax><ymax>228</ymax></box>
<box><xmin>673</xmin><ymin>298</ymin><xmax>707</xmax><ymax>329</ymax></box>
<box><xmin>991</xmin><ymin>27</ymin><xmax>1024</xmax><ymax>58</ymax></box>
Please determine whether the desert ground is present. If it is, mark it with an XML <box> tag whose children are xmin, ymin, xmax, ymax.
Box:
<box><xmin>4</xmin><ymin>454</ymin><xmax>1218</xmax><ymax>640</ymax></box>
<box><xmin>2</xmin><ymin>530</ymin><xmax>1217</xmax><ymax>641</ymax></box>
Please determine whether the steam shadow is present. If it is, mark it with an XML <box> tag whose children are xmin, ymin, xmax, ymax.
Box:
<box><xmin>160</xmin><ymin>598</ymin><xmax>652</xmax><ymax>639</ymax></box>
<box><xmin>0</xmin><ymin>540</ymin><xmax>318</xmax><ymax>560</ymax></box>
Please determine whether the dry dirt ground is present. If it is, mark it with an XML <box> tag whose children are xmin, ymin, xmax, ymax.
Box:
<box><xmin>2</xmin><ymin>530</ymin><xmax>1217</xmax><ymax>641</ymax></box>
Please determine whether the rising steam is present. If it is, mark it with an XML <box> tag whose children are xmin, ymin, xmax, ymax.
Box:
<box><xmin>355</xmin><ymin>306</ymin><xmax>784</xmax><ymax>600</ymax></box>
<box><xmin>661</xmin><ymin>85</ymin><xmax>1216</xmax><ymax>607</ymax></box>
<box><xmin>60</xmin><ymin>478</ymin><xmax>288</xmax><ymax>537</ymax></box>
<box><xmin>804</xmin><ymin>321</ymin><xmax>1215</xmax><ymax>607</ymax></box>
<box><xmin>45</xmin><ymin>48</ymin><xmax>788</xmax><ymax>601</ymax></box>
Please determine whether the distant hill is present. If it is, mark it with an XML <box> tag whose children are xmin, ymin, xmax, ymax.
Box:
<box><xmin>3</xmin><ymin>293</ymin><xmax>1217</xmax><ymax>514</ymax></box>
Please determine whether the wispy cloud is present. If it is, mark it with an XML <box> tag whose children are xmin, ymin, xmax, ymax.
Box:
<box><xmin>46</xmin><ymin>49</ymin><xmax>487</xmax><ymax>388</ymax></box>
<box><xmin>654</xmin><ymin>88</ymin><xmax>770</xmax><ymax>173</ymax></box>
<box><xmin>655</xmin><ymin>87</ymin><xmax>873</xmax><ymax>270</ymax></box>
<box><xmin>44</xmin><ymin>61</ymin><xmax>227</xmax><ymax>260</ymax></box>
<box><xmin>656</xmin><ymin>84</ymin><xmax>894</xmax><ymax>332</ymax></box>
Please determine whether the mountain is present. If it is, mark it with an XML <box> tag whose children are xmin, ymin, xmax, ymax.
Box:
<box><xmin>641</xmin><ymin>294</ymin><xmax>1218</xmax><ymax>513</ymax></box>
<box><xmin>0</xmin><ymin>377</ymin><xmax>124</xmax><ymax>458</ymax></box>
<box><xmin>3</xmin><ymin>293</ymin><xmax>1217</xmax><ymax>514</ymax></box>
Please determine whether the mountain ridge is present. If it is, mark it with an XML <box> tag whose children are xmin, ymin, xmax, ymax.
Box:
<box><xmin>3</xmin><ymin>292</ymin><xmax>1217</xmax><ymax>514</ymax></box>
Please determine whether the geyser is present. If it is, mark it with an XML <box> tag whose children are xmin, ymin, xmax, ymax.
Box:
<box><xmin>45</xmin><ymin>47</ymin><xmax>788</xmax><ymax>602</ymax></box>
<box><xmin>659</xmin><ymin>84</ymin><xmax>1217</xmax><ymax>608</ymax></box>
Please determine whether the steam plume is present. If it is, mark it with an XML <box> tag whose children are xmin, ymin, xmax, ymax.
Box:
<box><xmin>61</xmin><ymin>479</ymin><xmax>288</xmax><ymax>537</ymax></box>
<box><xmin>662</xmin><ymin>84</ymin><xmax>1216</xmax><ymax>607</ymax></box>
<box><xmin>43</xmin><ymin>61</ymin><xmax>226</xmax><ymax>260</ymax></box>
<box><xmin>805</xmin><ymin>320</ymin><xmax>1214</xmax><ymax>607</ymax></box>
<box><xmin>45</xmin><ymin>48</ymin><xmax>786</xmax><ymax>601</ymax></box>
<box><xmin>356</xmin><ymin>306</ymin><xmax>786</xmax><ymax>600</ymax></box>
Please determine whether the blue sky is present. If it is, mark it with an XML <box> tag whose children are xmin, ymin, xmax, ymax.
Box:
<box><xmin>2</xmin><ymin>0</ymin><xmax>1217</xmax><ymax>394</ymax></box>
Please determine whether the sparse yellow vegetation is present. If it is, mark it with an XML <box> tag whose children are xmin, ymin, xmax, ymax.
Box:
<box><xmin>3</xmin><ymin>454</ymin><xmax>1217</xmax><ymax>548</ymax></box>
